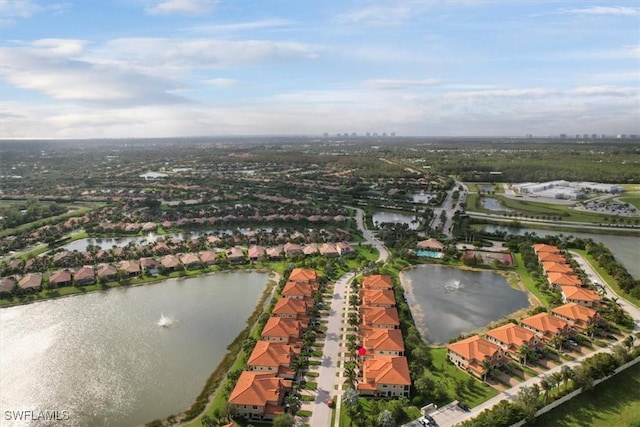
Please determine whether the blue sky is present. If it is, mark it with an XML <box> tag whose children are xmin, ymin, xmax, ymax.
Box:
<box><xmin>1</xmin><ymin>0</ymin><xmax>638</xmax><ymax>138</ymax></box>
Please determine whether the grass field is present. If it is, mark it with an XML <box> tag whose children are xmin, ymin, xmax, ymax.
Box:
<box><xmin>530</xmin><ymin>362</ymin><xmax>640</xmax><ymax>427</ymax></box>
<box><xmin>513</xmin><ymin>253</ymin><xmax>550</xmax><ymax>306</ymax></box>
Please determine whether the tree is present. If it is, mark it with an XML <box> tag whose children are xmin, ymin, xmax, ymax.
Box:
<box><xmin>560</xmin><ymin>365</ymin><xmax>574</xmax><ymax>391</ymax></box>
<box><xmin>377</xmin><ymin>409</ymin><xmax>395</xmax><ymax>427</ymax></box>
<box><xmin>344</xmin><ymin>363</ymin><xmax>358</xmax><ymax>390</ymax></box>
<box><xmin>518</xmin><ymin>345</ymin><xmax>535</xmax><ymax>367</ymax></box>
<box><xmin>540</xmin><ymin>375</ymin><xmax>552</xmax><ymax>404</ymax></box>
<box><xmin>273</xmin><ymin>413</ymin><xmax>295</xmax><ymax>427</ymax></box>
<box><xmin>516</xmin><ymin>385</ymin><xmax>539</xmax><ymax>421</ymax></box>
<box><xmin>285</xmin><ymin>393</ymin><xmax>301</xmax><ymax>416</ymax></box>
<box><xmin>551</xmin><ymin>371</ymin><xmax>563</xmax><ymax>393</ymax></box>
<box><xmin>481</xmin><ymin>358</ymin><xmax>493</xmax><ymax>383</ymax></box>
<box><xmin>342</xmin><ymin>388</ymin><xmax>361</xmax><ymax>426</ymax></box>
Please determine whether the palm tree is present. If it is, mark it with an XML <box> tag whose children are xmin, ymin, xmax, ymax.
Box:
<box><xmin>540</xmin><ymin>375</ymin><xmax>552</xmax><ymax>404</ymax></box>
<box><xmin>551</xmin><ymin>371</ymin><xmax>563</xmax><ymax>393</ymax></box>
<box><xmin>518</xmin><ymin>345</ymin><xmax>534</xmax><ymax>367</ymax></box>
<box><xmin>285</xmin><ymin>393</ymin><xmax>301</xmax><ymax>416</ymax></box>
<box><xmin>560</xmin><ymin>365</ymin><xmax>574</xmax><ymax>391</ymax></box>
<box><xmin>344</xmin><ymin>363</ymin><xmax>358</xmax><ymax>389</ymax></box>
<box><xmin>292</xmin><ymin>355</ymin><xmax>308</xmax><ymax>385</ymax></box>
<box><xmin>481</xmin><ymin>358</ymin><xmax>493</xmax><ymax>383</ymax></box>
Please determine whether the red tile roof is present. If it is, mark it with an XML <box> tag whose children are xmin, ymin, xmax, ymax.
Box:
<box><xmin>288</xmin><ymin>268</ymin><xmax>317</xmax><ymax>283</ymax></box>
<box><xmin>362</xmin><ymin>329</ymin><xmax>405</xmax><ymax>353</ymax></box>
<box><xmin>552</xmin><ymin>303</ymin><xmax>598</xmax><ymax>325</ymax></box>
<box><xmin>247</xmin><ymin>341</ymin><xmax>293</xmax><ymax>369</ymax></box>
<box><xmin>560</xmin><ymin>285</ymin><xmax>601</xmax><ymax>303</ymax></box>
<box><xmin>361</xmin><ymin>356</ymin><xmax>411</xmax><ymax>386</ymax></box>
<box><xmin>362</xmin><ymin>275</ymin><xmax>393</xmax><ymax>290</ymax></box>
<box><xmin>228</xmin><ymin>371</ymin><xmax>290</xmax><ymax>406</ymax></box>
<box><xmin>485</xmin><ymin>323</ymin><xmax>537</xmax><ymax>348</ymax></box>
<box><xmin>447</xmin><ymin>335</ymin><xmax>502</xmax><ymax>362</ymax></box>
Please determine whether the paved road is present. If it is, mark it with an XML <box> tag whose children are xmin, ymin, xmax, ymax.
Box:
<box><xmin>351</xmin><ymin>206</ymin><xmax>389</xmax><ymax>263</ymax></box>
<box><xmin>570</xmin><ymin>251</ymin><xmax>640</xmax><ymax>331</ymax></box>
<box><xmin>308</xmin><ymin>272</ymin><xmax>354</xmax><ymax>427</ymax></box>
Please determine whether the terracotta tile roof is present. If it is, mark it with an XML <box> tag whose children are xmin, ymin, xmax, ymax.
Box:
<box><xmin>180</xmin><ymin>253</ymin><xmax>200</xmax><ymax>266</ymax></box>
<box><xmin>537</xmin><ymin>252</ymin><xmax>566</xmax><ymax>263</ymax></box>
<box><xmin>362</xmin><ymin>289</ymin><xmax>396</xmax><ymax>307</ymax></box>
<box><xmin>361</xmin><ymin>356</ymin><xmax>411</xmax><ymax>386</ymax></box>
<box><xmin>362</xmin><ymin>275</ymin><xmax>393</xmax><ymax>290</ymax></box>
<box><xmin>247</xmin><ymin>341</ymin><xmax>293</xmax><ymax>368</ymax></box>
<box><xmin>160</xmin><ymin>255</ymin><xmax>180</xmax><ymax>268</ymax></box>
<box><xmin>49</xmin><ymin>269</ymin><xmax>72</xmax><ymax>284</ymax></box>
<box><xmin>198</xmin><ymin>251</ymin><xmax>216</xmax><ymax>263</ymax></box>
<box><xmin>272</xmin><ymin>298</ymin><xmax>309</xmax><ymax>316</ymax></box>
<box><xmin>485</xmin><ymin>323</ymin><xmax>537</xmax><ymax>348</ymax></box>
<box><xmin>282</xmin><ymin>281</ymin><xmax>313</xmax><ymax>298</ymax></box>
<box><xmin>521</xmin><ymin>312</ymin><xmax>570</xmax><ymax>335</ymax></box>
<box><xmin>302</xmin><ymin>243</ymin><xmax>319</xmax><ymax>255</ymax></box>
<box><xmin>288</xmin><ymin>268</ymin><xmax>317</xmax><ymax>283</ymax></box>
<box><xmin>228</xmin><ymin>371</ymin><xmax>290</xmax><ymax>406</ymax></box>
<box><xmin>560</xmin><ymin>285</ymin><xmax>601</xmax><ymax>302</ymax></box>
<box><xmin>447</xmin><ymin>335</ymin><xmax>502</xmax><ymax>361</ymax></box>
<box><xmin>542</xmin><ymin>262</ymin><xmax>574</xmax><ymax>274</ymax></box>
<box><xmin>533</xmin><ymin>243</ymin><xmax>560</xmax><ymax>254</ymax></box>
<box><xmin>18</xmin><ymin>273</ymin><xmax>42</xmax><ymax>289</ymax></box>
<box><xmin>362</xmin><ymin>329</ymin><xmax>405</xmax><ymax>353</ymax></box>
<box><xmin>362</xmin><ymin>307</ymin><xmax>400</xmax><ymax>327</ymax></box>
<box><xmin>74</xmin><ymin>266</ymin><xmax>95</xmax><ymax>281</ymax></box>
<box><xmin>416</xmin><ymin>238</ymin><xmax>444</xmax><ymax>250</ymax></box>
<box><xmin>0</xmin><ymin>277</ymin><xmax>17</xmax><ymax>293</ymax></box>
<box><xmin>248</xmin><ymin>245</ymin><xmax>265</xmax><ymax>258</ymax></box>
<box><xmin>319</xmin><ymin>243</ymin><xmax>338</xmax><ymax>256</ymax></box>
<box><xmin>97</xmin><ymin>263</ymin><xmax>118</xmax><ymax>278</ymax></box>
<box><xmin>552</xmin><ymin>303</ymin><xmax>598</xmax><ymax>324</ymax></box>
<box><xmin>548</xmin><ymin>272</ymin><xmax>582</xmax><ymax>286</ymax></box>
<box><xmin>118</xmin><ymin>260</ymin><xmax>141</xmax><ymax>273</ymax></box>
<box><xmin>283</xmin><ymin>242</ymin><xmax>303</xmax><ymax>255</ymax></box>
<box><xmin>261</xmin><ymin>317</ymin><xmax>302</xmax><ymax>339</ymax></box>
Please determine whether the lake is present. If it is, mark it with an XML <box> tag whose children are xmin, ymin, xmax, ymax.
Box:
<box><xmin>481</xmin><ymin>225</ymin><xmax>640</xmax><ymax>279</ymax></box>
<box><xmin>0</xmin><ymin>272</ymin><xmax>269</xmax><ymax>427</ymax></box>
<box><xmin>482</xmin><ymin>198</ymin><xmax>511</xmax><ymax>212</ymax></box>
<box><xmin>400</xmin><ymin>265</ymin><xmax>530</xmax><ymax>344</ymax></box>
<box><xmin>372</xmin><ymin>212</ymin><xmax>418</xmax><ymax>230</ymax></box>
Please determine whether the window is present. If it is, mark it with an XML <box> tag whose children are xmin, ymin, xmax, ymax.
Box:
<box><xmin>253</xmin><ymin>406</ymin><xmax>258</xmax><ymax>410</ymax></box>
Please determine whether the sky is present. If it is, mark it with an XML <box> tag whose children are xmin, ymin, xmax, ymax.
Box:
<box><xmin>0</xmin><ymin>0</ymin><xmax>639</xmax><ymax>139</ymax></box>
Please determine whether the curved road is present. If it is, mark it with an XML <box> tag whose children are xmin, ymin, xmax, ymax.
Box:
<box><xmin>351</xmin><ymin>206</ymin><xmax>389</xmax><ymax>263</ymax></box>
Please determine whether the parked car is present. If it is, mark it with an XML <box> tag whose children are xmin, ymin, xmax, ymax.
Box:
<box><xmin>568</xmin><ymin>340</ymin><xmax>578</xmax><ymax>347</ymax></box>
<box><xmin>457</xmin><ymin>401</ymin><xmax>471</xmax><ymax>412</ymax></box>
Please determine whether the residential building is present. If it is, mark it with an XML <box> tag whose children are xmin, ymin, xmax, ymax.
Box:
<box><xmin>551</xmin><ymin>303</ymin><xmax>602</xmax><ymax>331</ymax></box>
<box><xmin>179</xmin><ymin>253</ymin><xmax>200</xmax><ymax>269</ymax></box>
<box><xmin>18</xmin><ymin>273</ymin><xmax>42</xmax><ymax>291</ymax></box>
<box><xmin>361</xmin><ymin>329</ymin><xmax>405</xmax><ymax>356</ymax></box>
<box><xmin>118</xmin><ymin>260</ymin><xmax>141</xmax><ymax>276</ymax></box>
<box><xmin>226</xmin><ymin>247</ymin><xmax>246</xmax><ymax>264</ymax></box>
<box><xmin>361</xmin><ymin>306</ymin><xmax>400</xmax><ymax>329</ymax></box>
<box><xmin>247</xmin><ymin>245</ymin><xmax>265</xmax><ymax>261</ymax></box>
<box><xmin>49</xmin><ymin>269</ymin><xmax>72</xmax><ymax>287</ymax></box>
<box><xmin>358</xmin><ymin>356</ymin><xmax>411</xmax><ymax>397</ymax></box>
<box><xmin>96</xmin><ymin>263</ymin><xmax>118</xmax><ymax>281</ymax></box>
<box><xmin>446</xmin><ymin>336</ymin><xmax>505</xmax><ymax>377</ymax></box>
<box><xmin>559</xmin><ymin>285</ymin><xmax>601</xmax><ymax>307</ymax></box>
<box><xmin>283</xmin><ymin>242</ymin><xmax>303</xmax><ymax>257</ymax></box>
<box><xmin>336</xmin><ymin>241</ymin><xmax>355</xmax><ymax>256</ymax></box>
<box><xmin>74</xmin><ymin>265</ymin><xmax>96</xmax><ymax>285</ymax></box>
<box><xmin>533</xmin><ymin>244</ymin><xmax>560</xmax><ymax>255</ymax></box>
<box><xmin>361</xmin><ymin>289</ymin><xmax>396</xmax><ymax>308</ymax></box>
<box><xmin>362</xmin><ymin>275</ymin><xmax>393</xmax><ymax>291</ymax></box>
<box><xmin>198</xmin><ymin>251</ymin><xmax>217</xmax><ymax>266</ymax></box>
<box><xmin>281</xmin><ymin>281</ymin><xmax>314</xmax><ymax>300</ymax></box>
<box><xmin>272</xmin><ymin>298</ymin><xmax>309</xmax><ymax>320</ymax></box>
<box><xmin>521</xmin><ymin>312</ymin><xmax>572</xmax><ymax>341</ymax></box>
<box><xmin>547</xmin><ymin>272</ymin><xmax>582</xmax><ymax>289</ymax></box>
<box><xmin>247</xmin><ymin>341</ymin><xmax>297</xmax><ymax>379</ymax></box>
<box><xmin>227</xmin><ymin>371</ymin><xmax>292</xmax><ymax>421</ymax></box>
<box><xmin>485</xmin><ymin>323</ymin><xmax>543</xmax><ymax>360</ymax></box>
<box><xmin>537</xmin><ymin>252</ymin><xmax>566</xmax><ymax>263</ymax></box>
<box><xmin>416</xmin><ymin>238</ymin><xmax>444</xmax><ymax>253</ymax></box>
<box><xmin>542</xmin><ymin>262</ymin><xmax>574</xmax><ymax>275</ymax></box>
<box><xmin>288</xmin><ymin>268</ymin><xmax>318</xmax><ymax>284</ymax></box>
<box><xmin>0</xmin><ymin>277</ymin><xmax>17</xmax><ymax>295</ymax></box>
<box><xmin>160</xmin><ymin>255</ymin><xmax>180</xmax><ymax>271</ymax></box>
<box><xmin>319</xmin><ymin>243</ymin><xmax>339</xmax><ymax>257</ymax></box>
<box><xmin>261</xmin><ymin>317</ymin><xmax>303</xmax><ymax>345</ymax></box>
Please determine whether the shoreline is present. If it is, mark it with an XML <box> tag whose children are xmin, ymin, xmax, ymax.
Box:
<box><xmin>399</xmin><ymin>263</ymin><xmax>536</xmax><ymax>348</ymax></box>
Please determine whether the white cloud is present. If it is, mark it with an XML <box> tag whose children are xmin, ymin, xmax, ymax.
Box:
<box><xmin>364</xmin><ymin>79</ymin><xmax>442</xmax><ymax>90</ymax></box>
<box><xmin>337</xmin><ymin>4</ymin><xmax>413</xmax><ymax>26</ymax></box>
<box><xmin>0</xmin><ymin>0</ymin><xmax>42</xmax><ymax>18</ymax></box>
<box><xmin>30</xmin><ymin>38</ymin><xmax>87</xmax><ymax>57</ymax></box>
<box><xmin>145</xmin><ymin>0</ymin><xmax>216</xmax><ymax>15</ymax></box>
<box><xmin>446</xmin><ymin>88</ymin><xmax>559</xmax><ymax>100</ymax></box>
<box><xmin>0</xmin><ymin>46</ymin><xmax>187</xmax><ymax>105</ymax></box>
<box><xmin>569</xmin><ymin>86</ymin><xmax>637</xmax><ymax>97</ymax></box>
<box><xmin>563</xmin><ymin>6</ymin><xmax>640</xmax><ymax>16</ymax></box>
<box><xmin>203</xmin><ymin>78</ymin><xmax>240</xmax><ymax>87</ymax></box>
<box><xmin>187</xmin><ymin>19</ymin><xmax>292</xmax><ymax>34</ymax></box>
<box><xmin>102</xmin><ymin>38</ymin><xmax>319</xmax><ymax>70</ymax></box>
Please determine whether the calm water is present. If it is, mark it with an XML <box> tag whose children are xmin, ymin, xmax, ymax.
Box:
<box><xmin>372</xmin><ymin>212</ymin><xmax>418</xmax><ymax>230</ymax></box>
<box><xmin>0</xmin><ymin>272</ymin><xmax>268</xmax><ymax>427</ymax></box>
<box><xmin>482</xmin><ymin>225</ymin><xmax>640</xmax><ymax>279</ymax></box>
<box><xmin>482</xmin><ymin>198</ymin><xmax>511</xmax><ymax>212</ymax></box>
<box><xmin>401</xmin><ymin>265</ymin><xmax>529</xmax><ymax>344</ymax></box>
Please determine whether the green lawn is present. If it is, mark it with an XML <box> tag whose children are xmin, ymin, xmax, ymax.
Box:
<box><xmin>513</xmin><ymin>253</ymin><xmax>550</xmax><ymax>307</ymax></box>
<box><xmin>429</xmin><ymin>347</ymin><xmax>499</xmax><ymax>407</ymax></box>
<box><xmin>618</xmin><ymin>195</ymin><xmax>640</xmax><ymax>210</ymax></box>
<box><xmin>530</xmin><ymin>362</ymin><xmax>640</xmax><ymax>427</ymax></box>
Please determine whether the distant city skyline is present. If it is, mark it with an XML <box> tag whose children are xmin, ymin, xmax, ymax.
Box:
<box><xmin>1</xmin><ymin>0</ymin><xmax>639</xmax><ymax>139</ymax></box>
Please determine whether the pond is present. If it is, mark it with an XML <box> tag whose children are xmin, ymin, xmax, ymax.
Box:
<box><xmin>372</xmin><ymin>212</ymin><xmax>418</xmax><ymax>230</ymax></box>
<box><xmin>400</xmin><ymin>265</ymin><xmax>529</xmax><ymax>344</ymax></box>
<box><xmin>482</xmin><ymin>198</ymin><xmax>511</xmax><ymax>212</ymax></box>
<box><xmin>0</xmin><ymin>272</ymin><xmax>269</xmax><ymax>427</ymax></box>
<box><xmin>481</xmin><ymin>225</ymin><xmax>640</xmax><ymax>279</ymax></box>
